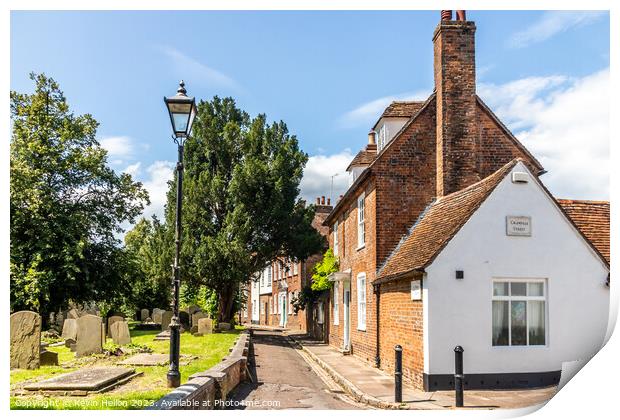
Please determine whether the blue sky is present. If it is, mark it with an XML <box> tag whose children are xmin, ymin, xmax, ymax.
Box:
<box><xmin>10</xmin><ymin>10</ymin><xmax>610</xmax><ymax>222</ymax></box>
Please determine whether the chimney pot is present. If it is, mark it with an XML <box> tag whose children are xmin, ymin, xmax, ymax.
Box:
<box><xmin>456</xmin><ymin>10</ymin><xmax>466</xmax><ymax>21</ymax></box>
<box><xmin>316</xmin><ymin>197</ymin><xmax>320</xmax><ymax>205</ymax></box>
<box><xmin>441</xmin><ymin>10</ymin><xmax>452</xmax><ymax>21</ymax></box>
<box><xmin>327</xmin><ymin>198</ymin><xmax>331</xmax><ymax>205</ymax></box>
<box><xmin>321</xmin><ymin>196</ymin><xmax>325</xmax><ymax>205</ymax></box>
<box><xmin>368</xmin><ymin>131</ymin><xmax>376</xmax><ymax>145</ymax></box>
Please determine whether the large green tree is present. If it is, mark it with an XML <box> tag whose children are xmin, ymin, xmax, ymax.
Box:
<box><xmin>171</xmin><ymin>96</ymin><xmax>324</xmax><ymax>322</ymax></box>
<box><xmin>10</xmin><ymin>73</ymin><xmax>149</xmax><ymax>316</ymax></box>
<box><xmin>123</xmin><ymin>216</ymin><xmax>172</xmax><ymax>312</ymax></box>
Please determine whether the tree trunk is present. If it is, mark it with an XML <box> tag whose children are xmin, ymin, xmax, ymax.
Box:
<box><xmin>218</xmin><ymin>284</ymin><xmax>236</xmax><ymax>323</ymax></box>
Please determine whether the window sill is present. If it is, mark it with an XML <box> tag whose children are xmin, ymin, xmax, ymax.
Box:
<box><xmin>356</xmin><ymin>244</ymin><xmax>366</xmax><ymax>252</ymax></box>
<box><xmin>357</xmin><ymin>327</ymin><xmax>366</xmax><ymax>332</ymax></box>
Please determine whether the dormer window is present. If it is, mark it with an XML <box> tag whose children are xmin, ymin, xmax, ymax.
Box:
<box><xmin>377</xmin><ymin>124</ymin><xmax>389</xmax><ymax>151</ymax></box>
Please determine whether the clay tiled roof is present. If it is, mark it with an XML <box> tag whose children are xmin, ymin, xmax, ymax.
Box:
<box><xmin>346</xmin><ymin>146</ymin><xmax>377</xmax><ymax>171</ymax></box>
<box><xmin>557</xmin><ymin>199</ymin><xmax>610</xmax><ymax>264</ymax></box>
<box><xmin>375</xmin><ymin>159</ymin><xmax>520</xmax><ymax>284</ymax></box>
<box><xmin>372</xmin><ymin>101</ymin><xmax>426</xmax><ymax>130</ymax></box>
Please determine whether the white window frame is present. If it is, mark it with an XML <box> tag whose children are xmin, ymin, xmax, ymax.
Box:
<box><xmin>491</xmin><ymin>279</ymin><xmax>547</xmax><ymax>347</ymax></box>
<box><xmin>293</xmin><ymin>261</ymin><xmax>298</xmax><ymax>276</ymax></box>
<box><xmin>267</xmin><ymin>265</ymin><xmax>272</xmax><ymax>284</ymax></box>
<box><xmin>357</xmin><ymin>193</ymin><xmax>365</xmax><ymax>249</ymax></box>
<box><xmin>357</xmin><ymin>273</ymin><xmax>367</xmax><ymax>330</ymax></box>
<box><xmin>333</xmin><ymin>285</ymin><xmax>340</xmax><ymax>325</ymax></box>
<box><xmin>333</xmin><ymin>221</ymin><xmax>339</xmax><ymax>256</ymax></box>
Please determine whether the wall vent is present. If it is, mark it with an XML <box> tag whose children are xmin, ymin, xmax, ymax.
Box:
<box><xmin>511</xmin><ymin>172</ymin><xmax>529</xmax><ymax>184</ymax></box>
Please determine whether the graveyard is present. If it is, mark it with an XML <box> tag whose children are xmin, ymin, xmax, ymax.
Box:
<box><xmin>10</xmin><ymin>309</ymin><xmax>241</xmax><ymax>410</ymax></box>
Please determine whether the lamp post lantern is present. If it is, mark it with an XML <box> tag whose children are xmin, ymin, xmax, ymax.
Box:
<box><xmin>163</xmin><ymin>80</ymin><xmax>197</xmax><ymax>388</ymax></box>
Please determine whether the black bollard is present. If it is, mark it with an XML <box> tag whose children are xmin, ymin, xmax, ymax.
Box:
<box><xmin>454</xmin><ymin>346</ymin><xmax>464</xmax><ymax>407</ymax></box>
<box><xmin>394</xmin><ymin>345</ymin><xmax>403</xmax><ymax>403</ymax></box>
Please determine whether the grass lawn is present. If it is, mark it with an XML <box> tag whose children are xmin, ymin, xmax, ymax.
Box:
<box><xmin>10</xmin><ymin>324</ymin><xmax>242</xmax><ymax>410</ymax></box>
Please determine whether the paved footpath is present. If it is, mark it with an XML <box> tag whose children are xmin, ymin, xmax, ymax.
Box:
<box><xmin>227</xmin><ymin>330</ymin><xmax>362</xmax><ymax>410</ymax></box>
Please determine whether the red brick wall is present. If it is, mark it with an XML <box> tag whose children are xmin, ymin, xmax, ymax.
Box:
<box><xmin>327</xmin><ymin>183</ymin><xmax>378</xmax><ymax>364</ymax></box>
<box><xmin>378</xmin><ymin>278</ymin><xmax>424</xmax><ymax>389</ymax></box>
<box><xmin>374</xmin><ymin>103</ymin><xmax>438</xmax><ymax>266</ymax></box>
<box><xmin>434</xmin><ymin>20</ymin><xmax>479</xmax><ymax>197</ymax></box>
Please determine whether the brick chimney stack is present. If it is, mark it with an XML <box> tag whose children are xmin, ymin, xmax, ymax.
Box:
<box><xmin>433</xmin><ymin>10</ymin><xmax>479</xmax><ymax>196</ymax></box>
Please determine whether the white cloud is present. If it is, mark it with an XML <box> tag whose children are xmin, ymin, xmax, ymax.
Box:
<box><xmin>123</xmin><ymin>162</ymin><xmax>142</xmax><ymax>178</ymax></box>
<box><xmin>100</xmin><ymin>136</ymin><xmax>135</xmax><ymax>161</ymax></box>
<box><xmin>140</xmin><ymin>160</ymin><xmax>175</xmax><ymax>221</ymax></box>
<box><xmin>300</xmin><ymin>150</ymin><xmax>355</xmax><ymax>205</ymax></box>
<box><xmin>479</xmin><ymin>68</ymin><xmax>609</xmax><ymax>200</ymax></box>
<box><xmin>339</xmin><ymin>90</ymin><xmax>430</xmax><ymax>129</ymax></box>
<box><xmin>509</xmin><ymin>11</ymin><xmax>605</xmax><ymax>48</ymax></box>
<box><xmin>159</xmin><ymin>46</ymin><xmax>241</xmax><ymax>93</ymax></box>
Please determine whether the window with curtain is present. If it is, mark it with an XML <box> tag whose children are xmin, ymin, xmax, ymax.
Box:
<box><xmin>357</xmin><ymin>273</ymin><xmax>367</xmax><ymax>330</ymax></box>
<box><xmin>492</xmin><ymin>280</ymin><xmax>546</xmax><ymax>346</ymax></box>
<box><xmin>357</xmin><ymin>193</ymin><xmax>365</xmax><ymax>249</ymax></box>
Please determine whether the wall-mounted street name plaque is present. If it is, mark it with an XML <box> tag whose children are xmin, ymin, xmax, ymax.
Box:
<box><xmin>506</xmin><ymin>216</ymin><xmax>531</xmax><ymax>236</ymax></box>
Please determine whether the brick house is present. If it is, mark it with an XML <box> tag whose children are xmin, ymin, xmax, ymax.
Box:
<box><xmin>241</xmin><ymin>198</ymin><xmax>332</xmax><ymax>332</ymax></box>
<box><xmin>322</xmin><ymin>11</ymin><xmax>609</xmax><ymax>391</ymax></box>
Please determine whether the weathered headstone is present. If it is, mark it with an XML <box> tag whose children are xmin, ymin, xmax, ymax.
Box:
<box><xmin>61</xmin><ymin>319</ymin><xmax>78</xmax><ymax>341</ymax></box>
<box><xmin>107</xmin><ymin>316</ymin><xmax>124</xmax><ymax>335</ymax></box>
<box><xmin>118</xmin><ymin>353</ymin><xmax>169</xmax><ymax>366</ymax></box>
<box><xmin>67</xmin><ymin>309</ymin><xmax>80</xmax><ymax>319</ymax></box>
<box><xmin>179</xmin><ymin>311</ymin><xmax>190</xmax><ymax>328</ymax></box>
<box><xmin>191</xmin><ymin>311</ymin><xmax>208</xmax><ymax>327</ymax></box>
<box><xmin>187</xmin><ymin>305</ymin><xmax>201</xmax><ymax>316</ymax></box>
<box><xmin>24</xmin><ymin>367</ymin><xmax>135</xmax><ymax>392</ymax></box>
<box><xmin>190</xmin><ymin>325</ymin><xmax>198</xmax><ymax>334</ymax></box>
<box><xmin>140</xmin><ymin>309</ymin><xmax>149</xmax><ymax>321</ymax></box>
<box><xmin>65</xmin><ymin>338</ymin><xmax>76</xmax><ymax>349</ymax></box>
<box><xmin>152</xmin><ymin>309</ymin><xmax>164</xmax><ymax>324</ymax></box>
<box><xmin>161</xmin><ymin>311</ymin><xmax>173</xmax><ymax>331</ymax></box>
<box><xmin>10</xmin><ymin>311</ymin><xmax>42</xmax><ymax>369</ymax></box>
<box><xmin>110</xmin><ymin>321</ymin><xmax>131</xmax><ymax>345</ymax></box>
<box><xmin>198</xmin><ymin>318</ymin><xmax>213</xmax><ymax>334</ymax></box>
<box><xmin>218</xmin><ymin>322</ymin><xmax>231</xmax><ymax>331</ymax></box>
<box><xmin>145</xmin><ymin>317</ymin><xmax>153</xmax><ymax>323</ymax></box>
<box><xmin>40</xmin><ymin>350</ymin><xmax>59</xmax><ymax>366</ymax></box>
<box><xmin>75</xmin><ymin>315</ymin><xmax>104</xmax><ymax>357</ymax></box>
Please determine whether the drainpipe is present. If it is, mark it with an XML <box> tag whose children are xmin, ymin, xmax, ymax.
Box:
<box><xmin>374</xmin><ymin>283</ymin><xmax>381</xmax><ymax>368</ymax></box>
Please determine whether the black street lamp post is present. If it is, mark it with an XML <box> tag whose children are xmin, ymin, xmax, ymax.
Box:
<box><xmin>163</xmin><ymin>80</ymin><xmax>197</xmax><ymax>388</ymax></box>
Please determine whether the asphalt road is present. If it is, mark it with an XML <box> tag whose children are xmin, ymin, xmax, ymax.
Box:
<box><xmin>226</xmin><ymin>330</ymin><xmax>360</xmax><ymax>410</ymax></box>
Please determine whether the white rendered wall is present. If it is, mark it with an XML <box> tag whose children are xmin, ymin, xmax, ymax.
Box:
<box><xmin>424</xmin><ymin>162</ymin><xmax>609</xmax><ymax>376</ymax></box>
<box><xmin>375</xmin><ymin>117</ymin><xmax>409</xmax><ymax>151</ymax></box>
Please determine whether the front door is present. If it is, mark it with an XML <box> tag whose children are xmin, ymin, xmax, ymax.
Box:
<box><xmin>343</xmin><ymin>282</ymin><xmax>351</xmax><ymax>351</ymax></box>
<box><xmin>280</xmin><ymin>293</ymin><xmax>287</xmax><ymax>327</ymax></box>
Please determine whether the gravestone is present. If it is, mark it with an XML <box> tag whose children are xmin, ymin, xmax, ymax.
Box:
<box><xmin>61</xmin><ymin>319</ymin><xmax>78</xmax><ymax>340</ymax></box>
<box><xmin>140</xmin><ymin>309</ymin><xmax>149</xmax><ymax>322</ymax></box>
<box><xmin>65</xmin><ymin>338</ymin><xmax>76</xmax><ymax>349</ymax></box>
<box><xmin>218</xmin><ymin>322</ymin><xmax>231</xmax><ymax>331</ymax></box>
<box><xmin>110</xmin><ymin>321</ymin><xmax>131</xmax><ymax>345</ymax></box>
<box><xmin>190</xmin><ymin>325</ymin><xmax>198</xmax><ymax>334</ymax></box>
<box><xmin>107</xmin><ymin>316</ymin><xmax>124</xmax><ymax>335</ymax></box>
<box><xmin>118</xmin><ymin>353</ymin><xmax>169</xmax><ymax>366</ymax></box>
<box><xmin>24</xmin><ymin>367</ymin><xmax>135</xmax><ymax>392</ymax></box>
<box><xmin>40</xmin><ymin>349</ymin><xmax>59</xmax><ymax>366</ymax></box>
<box><xmin>75</xmin><ymin>315</ymin><xmax>104</xmax><ymax>357</ymax></box>
<box><xmin>191</xmin><ymin>311</ymin><xmax>208</xmax><ymax>327</ymax></box>
<box><xmin>152</xmin><ymin>309</ymin><xmax>164</xmax><ymax>324</ymax></box>
<box><xmin>179</xmin><ymin>311</ymin><xmax>190</xmax><ymax>328</ymax></box>
<box><xmin>161</xmin><ymin>311</ymin><xmax>173</xmax><ymax>331</ymax></box>
<box><xmin>198</xmin><ymin>318</ymin><xmax>213</xmax><ymax>335</ymax></box>
<box><xmin>67</xmin><ymin>309</ymin><xmax>80</xmax><ymax>319</ymax></box>
<box><xmin>10</xmin><ymin>311</ymin><xmax>42</xmax><ymax>369</ymax></box>
<box><xmin>187</xmin><ymin>305</ymin><xmax>201</xmax><ymax>316</ymax></box>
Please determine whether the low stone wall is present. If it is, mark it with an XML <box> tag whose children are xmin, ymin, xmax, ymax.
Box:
<box><xmin>148</xmin><ymin>331</ymin><xmax>250</xmax><ymax>410</ymax></box>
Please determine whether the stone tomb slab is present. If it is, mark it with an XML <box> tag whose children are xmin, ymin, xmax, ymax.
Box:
<box><xmin>118</xmin><ymin>353</ymin><xmax>169</xmax><ymax>366</ymax></box>
<box><xmin>24</xmin><ymin>367</ymin><xmax>135</xmax><ymax>392</ymax></box>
